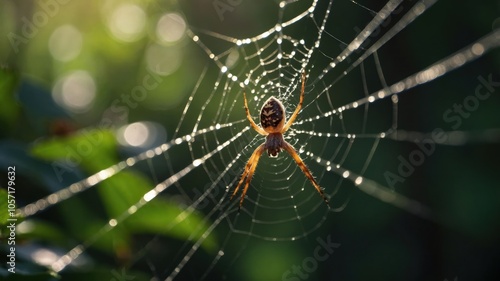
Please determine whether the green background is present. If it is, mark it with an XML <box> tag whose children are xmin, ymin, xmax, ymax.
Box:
<box><xmin>1</xmin><ymin>0</ymin><xmax>500</xmax><ymax>280</ymax></box>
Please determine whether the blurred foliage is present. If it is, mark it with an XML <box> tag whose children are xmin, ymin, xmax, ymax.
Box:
<box><xmin>30</xmin><ymin>129</ymin><xmax>216</xmax><ymax>252</ymax></box>
<box><xmin>0</xmin><ymin>0</ymin><xmax>215</xmax><ymax>280</ymax></box>
<box><xmin>0</xmin><ymin>68</ymin><xmax>20</xmax><ymax>136</ymax></box>
<box><xmin>0</xmin><ymin>189</ymin><xmax>10</xmax><ymax>225</ymax></box>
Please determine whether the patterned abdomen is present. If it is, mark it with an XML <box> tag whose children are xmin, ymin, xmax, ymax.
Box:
<box><xmin>260</xmin><ymin>97</ymin><xmax>285</xmax><ymax>132</ymax></box>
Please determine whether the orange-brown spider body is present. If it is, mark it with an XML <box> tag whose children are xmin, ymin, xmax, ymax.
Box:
<box><xmin>230</xmin><ymin>72</ymin><xmax>330</xmax><ymax>210</ymax></box>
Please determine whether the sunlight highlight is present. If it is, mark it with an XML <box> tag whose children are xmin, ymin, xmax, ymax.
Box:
<box><xmin>143</xmin><ymin>190</ymin><xmax>158</xmax><ymax>202</ymax></box>
<box><xmin>123</xmin><ymin>122</ymin><xmax>150</xmax><ymax>147</ymax></box>
<box><xmin>107</xmin><ymin>4</ymin><xmax>146</xmax><ymax>42</ymax></box>
<box><xmin>52</xmin><ymin>70</ymin><xmax>96</xmax><ymax>113</ymax></box>
<box><xmin>48</xmin><ymin>25</ymin><xmax>82</xmax><ymax>62</ymax></box>
<box><xmin>156</xmin><ymin>12</ymin><xmax>186</xmax><ymax>44</ymax></box>
<box><xmin>117</xmin><ymin>121</ymin><xmax>167</xmax><ymax>149</ymax></box>
<box><xmin>31</xmin><ymin>248</ymin><xmax>60</xmax><ymax>266</ymax></box>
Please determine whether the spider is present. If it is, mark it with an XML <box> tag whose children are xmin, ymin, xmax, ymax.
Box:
<box><xmin>230</xmin><ymin>71</ymin><xmax>330</xmax><ymax>210</ymax></box>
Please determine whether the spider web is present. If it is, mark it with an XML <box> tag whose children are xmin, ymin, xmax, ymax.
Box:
<box><xmin>17</xmin><ymin>0</ymin><xmax>500</xmax><ymax>280</ymax></box>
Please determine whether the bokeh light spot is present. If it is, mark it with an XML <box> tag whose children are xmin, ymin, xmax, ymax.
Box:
<box><xmin>123</xmin><ymin>122</ymin><xmax>149</xmax><ymax>147</ymax></box>
<box><xmin>225</xmin><ymin>48</ymin><xmax>240</xmax><ymax>69</ymax></box>
<box><xmin>49</xmin><ymin>24</ymin><xmax>82</xmax><ymax>62</ymax></box>
<box><xmin>52</xmin><ymin>71</ymin><xmax>96</xmax><ymax>113</ymax></box>
<box><xmin>156</xmin><ymin>12</ymin><xmax>187</xmax><ymax>44</ymax></box>
<box><xmin>107</xmin><ymin>4</ymin><xmax>146</xmax><ymax>42</ymax></box>
<box><xmin>118</xmin><ymin>121</ymin><xmax>167</xmax><ymax>149</ymax></box>
<box><xmin>146</xmin><ymin>44</ymin><xmax>182</xmax><ymax>75</ymax></box>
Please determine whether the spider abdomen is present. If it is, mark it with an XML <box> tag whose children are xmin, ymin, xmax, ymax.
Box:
<box><xmin>260</xmin><ymin>97</ymin><xmax>285</xmax><ymax>133</ymax></box>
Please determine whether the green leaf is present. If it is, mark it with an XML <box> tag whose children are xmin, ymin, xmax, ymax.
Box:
<box><xmin>31</xmin><ymin>129</ymin><xmax>217</xmax><ymax>252</ymax></box>
<box><xmin>30</xmin><ymin>129</ymin><xmax>117</xmax><ymax>173</ymax></box>
<box><xmin>0</xmin><ymin>68</ymin><xmax>20</xmax><ymax>136</ymax></box>
<box><xmin>0</xmin><ymin>188</ymin><xmax>10</xmax><ymax>226</ymax></box>
<box><xmin>129</xmin><ymin>193</ymin><xmax>218</xmax><ymax>251</ymax></box>
<box><xmin>15</xmin><ymin>220</ymin><xmax>66</xmax><ymax>244</ymax></box>
<box><xmin>98</xmin><ymin>170</ymin><xmax>217</xmax><ymax>252</ymax></box>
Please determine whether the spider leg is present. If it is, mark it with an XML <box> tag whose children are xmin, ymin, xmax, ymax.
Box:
<box><xmin>283</xmin><ymin>71</ymin><xmax>306</xmax><ymax>132</ymax></box>
<box><xmin>231</xmin><ymin>144</ymin><xmax>265</xmax><ymax>210</ymax></box>
<box><xmin>244</xmin><ymin>91</ymin><xmax>267</xmax><ymax>136</ymax></box>
<box><xmin>230</xmin><ymin>145</ymin><xmax>260</xmax><ymax>199</ymax></box>
<box><xmin>283</xmin><ymin>141</ymin><xmax>330</xmax><ymax>207</ymax></box>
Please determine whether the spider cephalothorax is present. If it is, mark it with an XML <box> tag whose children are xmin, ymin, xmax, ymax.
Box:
<box><xmin>230</xmin><ymin>72</ymin><xmax>330</xmax><ymax>210</ymax></box>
